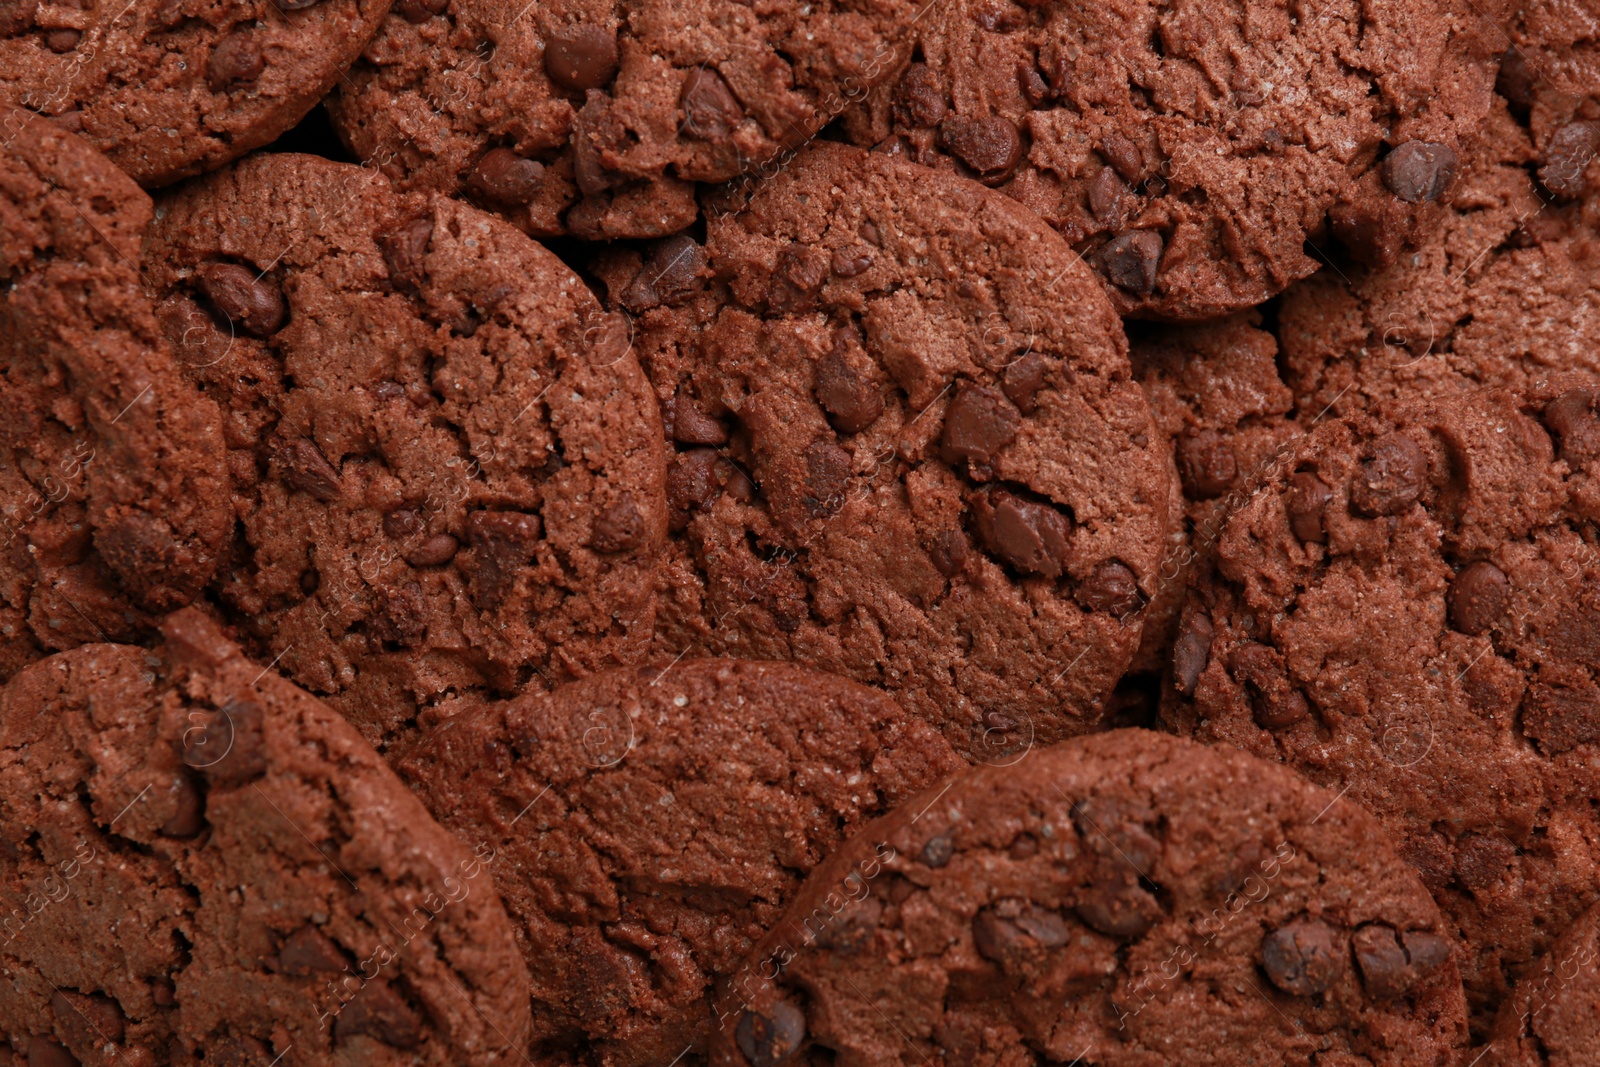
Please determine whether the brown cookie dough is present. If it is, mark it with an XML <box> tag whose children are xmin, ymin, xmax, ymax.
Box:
<box><xmin>0</xmin><ymin>108</ymin><xmax>228</xmax><ymax>681</ymax></box>
<box><xmin>141</xmin><ymin>152</ymin><xmax>668</xmax><ymax>748</ymax></box>
<box><xmin>1485</xmin><ymin>900</ymin><xmax>1600</xmax><ymax>1066</ymax></box>
<box><xmin>0</xmin><ymin>608</ymin><xmax>531</xmax><ymax>1065</ymax></box>
<box><xmin>1279</xmin><ymin>99</ymin><xmax>1600</xmax><ymax>423</ymax></box>
<box><xmin>0</xmin><ymin>0</ymin><xmax>391</xmax><ymax>186</ymax></box>
<box><xmin>326</xmin><ymin>0</ymin><xmax>915</xmax><ymax>239</ymax></box>
<box><xmin>709</xmin><ymin>729</ymin><xmax>1469</xmax><ymax>1066</ymax></box>
<box><xmin>1163</xmin><ymin>386</ymin><xmax>1600</xmax><ymax>1034</ymax></box>
<box><xmin>389</xmin><ymin>657</ymin><xmax>964</xmax><ymax>1067</ymax></box>
<box><xmin>593</xmin><ymin>142</ymin><xmax>1171</xmax><ymax>759</ymax></box>
<box><xmin>836</xmin><ymin>0</ymin><xmax>1504</xmax><ymax>319</ymax></box>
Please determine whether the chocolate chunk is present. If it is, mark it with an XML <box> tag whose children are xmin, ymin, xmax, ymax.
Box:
<box><xmin>405</xmin><ymin>534</ymin><xmax>459</xmax><ymax>567</ymax></box>
<box><xmin>1352</xmin><ymin>925</ymin><xmax>1411</xmax><ymax>999</ymax></box>
<box><xmin>1076</xmin><ymin>560</ymin><xmax>1141</xmax><ymax>616</ymax></box>
<box><xmin>275</xmin><ymin>437</ymin><xmax>342</xmax><ymax>502</ymax></box>
<box><xmin>940</xmin><ymin>383</ymin><xmax>1020</xmax><ymax>466</ymax></box>
<box><xmin>1229</xmin><ymin>643</ymin><xmax>1309</xmax><ymax>729</ymax></box>
<box><xmin>376</xmin><ymin>215</ymin><xmax>434</xmax><ymax>294</ymax></box>
<box><xmin>680</xmin><ymin>68</ymin><xmax>744</xmax><ymax>144</ymax></box>
<box><xmin>195</xmin><ymin>262</ymin><xmax>285</xmax><ymax>337</ymax></box>
<box><xmin>572</xmin><ymin>90</ymin><xmax>622</xmax><ymax>197</ymax></box>
<box><xmin>971</xmin><ymin>909</ymin><xmax>1030</xmax><ymax>966</ymax></box>
<box><xmin>1018</xmin><ymin>64</ymin><xmax>1050</xmax><ymax>105</ymax></box>
<box><xmin>894</xmin><ymin>64</ymin><xmax>947</xmax><ymax>128</ymax></box>
<box><xmin>1400</xmin><ymin>930</ymin><xmax>1451</xmax><ymax>976</ymax></box>
<box><xmin>735</xmin><ymin>1001</ymin><xmax>806</xmax><ymax>1067</ymax></box>
<box><xmin>544</xmin><ymin>24</ymin><xmax>619</xmax><ymax>91</ymax></box>
<box><xmin>938</xmin><ymin>116</ymin><xmax>1024</xmax><ymax>185</ymax></box>
<box><xmin>1447</xmin><ymin>561</ymin><xmax>1509</xmax><ymax>636</ymax></box>
<box><xmin>622</xmin><ymin>234</ymin><xmax>710</xmax><ymax>311</ymax></box>
<box><xmin>590</xmin><ymin>494</ymin><xmax>645</xmax><ymax>553</ymax></box>
<box><xmin>767</xmin><ymin>244</ymin><xmax>829</xmax><ymax>313</ymax></box>
<box><xmin>803</xmin><ymin>439</ymin><xmax>853</xmax><ymax>519</ymax></box>
<box><xmin>1177</xmin><ymin>428</ymin><xmax>1238</xmax><ymax>499</ymax></box>
<box><xmin>1350</xmin><ymin>432</ymin><xmax>1426</xmax><ymax>516</ymax></box>
<box><xmin>1539</xmin><ymin>121</ymin><xmax>1600</xmax><ymax>198</ymax></box>
<box><xmin>829</xmin><ymin>247</ymin><xmax>874</xmax><ymax>278</ymax></box>
<box><xmin>1001</xmin><ymin>354</ymin><xmax>1048</xmax><ymax>414</ymax></box>
<box><xmin>51</xmin><ymin>990</ymin><xmax>125</xmax><ymax>1052</ymax></box>
<box><xmin>384</xmin><ymin>509</ymin><xmax>423</xmax><ymax>539</ymax></box>
<box><xmin>1543</xmin><ymin>388</ymin><xmax>1600</xmax><ymax>464</ymax></box>
<box><xmin>44</xmin><ymin>27</ymin><xmax>79</xmax><ymax>51</ymax></box>
<box><xmin>930</xmin><ymin>529</ymin><xmax>970</xmax><ymax>577</ymax></box>
<box><xmin>1012</xmin><ymin>905</ymin><xmax>1072</xmax><ymax>947</ymax></box>
<box><xmin>1096</xmin><ymin>231</ymin><xmax>1163</xmax><ymax>294</ymax></box>
<box><xmin>1089</xmin><ymin>166</ymin><xmax>1126</xmax><ymax>224</ymax></box>
<box><xmin>1099</xmin><ymin>131</ymin><xmax>1145</xmax><ymax>182</ymax></box>
<box><xmin>1073</xmin><ymin>795</ymin><xmax>1162</xmax><ymax>871</ymax></box>
<box><xmin>393</xmin><ymin>0</ymin><xmax>447</xmax><ymax>22</ymax></box>
<box><xmin>1381</xmin><ymin>141</ymin><xmax>1458</xmax><ymax>203</ymax></box>
<box><xmin>1286</xmin><ymin>472</ymin><xmax>1332</xmax><ymax>542</ymax></box>
<box><xmin>1075</xmin><ymin>873</ymin><xmax>1162</xmax><ymax>938</ymax></box>
<box><xmin>815</xmin><ymin>339</ymin><xmax>883</xmax><ymax>434</ymax></box>
<box><xmin>920</xmin><ymin>834</ymin><xmax>954</xmax><ymax>867</ymax></box>
<box><xmin>466</xmin><ymin>511</ymin><xmax>542</xmax><ymax>609</ymax></box>
<box><xmin>207</xmin><ymin>33</ymin><xmax>264</xmax><ymax>92</ymax></box>
<box><xmin>670</xmin><ymin>391</ymin><xmax>728</xmax><ymax>445</ymax></box>
<box><xmin>1173</xmin><ymin>612</ymin><xmax>1214</xmax><ymax>695</ymax></box>
<box><xmin>668</xmin><ymin>448</ymin><xmax>722</xmax><ymax>527</ymax></box>
<box><xmin>971</xmin><ymin>488</ymin><xmax>1071</xmax><ymax>579</ymax></box>
<box><xmin>278</xmin><ymin>924</ymin><xmax>347</xmax><ymax>975</ymax></box>
<box><xmin>336</xmin><ymin>980</ymin><xmax>423</xmax><ymax>1049</ymax></box>
<box><xmin>466</xmin><ymin>148</ymin><xmax>544</xmax><ymax>206</ymax></box>
<box><xmin>182</xmin><ymin>699</ymin><xmax>267</xmax><ymax>786</ymax></box>
<box><xmin>1261</xmin><ymin>919</ymin><xmax>1344</xmax><ymax>995</ymax></box>
<box><xmin>159</xmin><ymin>772</ymin><xmax>205</xmax><ymax>837</ymax></box>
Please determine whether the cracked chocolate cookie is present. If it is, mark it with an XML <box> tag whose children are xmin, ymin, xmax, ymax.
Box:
<box><xmin>141</xmin><ymin>152</ymin><xmax>668</xmax><ymax>748</ymax></box>
<box><xmin>1485</xmin><ymin>899</ymin><xmax>1600</xmax><ymax>1066</ymax></box>
<box><xmin>593</xmin><ymin>142</ymin><xmax>1170</xmax><ymax>760</ymax></box>
<box><xmin>836</xmin><ymin>0</ymin><xmax>1504</xmax><ymax>319</ymax></box>
<box><xmin>326</xmin><ymin>0</ymin><xmax>915</xmax><ymax>239</ymax></box>
<box><xmin>708</xmin><ymin>729</ymin><xmax>1468</xmax><ymax>1066</ymax></box>
<box><xmin>389</xmin><ymin>657</ymin><xmax>964</xmax><ymax>1067</ymax></box>
<box><xmin>0</xmin><ymin>108</ymin><xmax>228</xmax><ymax>681</ymax></box>
<box><xmin>0</xmin><ymin>0</ymin><xmax>391</xmax><ymax>186</ymax></box>
<box><xmin>0</xmin><ymin>608</ymin><xmax>531</xmax><ymax>1065</ymax></box>
<box><xmin>1163</xmin><ymin>386</ymin><xmax>1600</xmax><ymax>1034</ymax></box>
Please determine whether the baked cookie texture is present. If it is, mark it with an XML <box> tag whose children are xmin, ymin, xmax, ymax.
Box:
<box><xmin>838</xmin><ymin>0</ymin><xmax>1506</xmax><ymax>320</ymax></box>
<box><xmin>391</xmin><ymin>658</ymin><xmax>964</xmax><ymax>1067</ymax></box>
<box><xmin>1486</xmin><ymin>900</ymin><xmax>1600</xmax><ymax>1066</ymax></box>
<box><xmin>709</xmin><ymin>730</ymin><xmax>1469</xmax><ymax>1066</ymax></box>
<box><xmin>1500</xmin><ymin>0</ymin><xmax>1600</xmax><ymax>202</ymax></box>
<box><xmin>0</xmin><ymin>0</ymin><xmax>392</xmax><ymax>186</ymax></box>
<box><xmin>142</xmin><ymin>152</ymin><xmax>669</xmax><ymax>749</ymax></box>
<box><xmin>0</xmin><ymin>608</ymin><xmax>530</xmax><ymax>1065</ymax></box>
<box><xmin>1164</xmin><ymin>386</ymin><xmax>1600</xmax><ymax>1033</ymax></box>
<box><xmin>327</xmin><ymin>0</ymin><xmax>917</xmax><ymax>238</ymax></box>
<box><xmin>593</xmin><ymin>142</ymin><xmax>1172</xmax><ymax>759</ymax></box>
<box><xmin>0</xmin><ymin>108</ymin><xmax>229</xmax><ymax>681</ymax></box>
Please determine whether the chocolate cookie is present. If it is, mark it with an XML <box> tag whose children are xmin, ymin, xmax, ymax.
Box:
<box><xmin>1279</xmin><ymin>99</ymin><xmax>1600</xmax><ymax>422</ymax></box>
<box><xmin>326</xmin><ymin>0</ymin><xmax>915</xmax><ymax>239</ymax></box>
<box><xmin>593</xmin><ymin>142</ymin><xmax>1171</xmax><ymax>759</ymax></box>
<box><xmin>708</xmin><ymin>729</ymin><xmax>1468</xmax><ymax>1066</ymax></box>
<box><xmin>836</xmin><ymin>0</ymin><xmax>1504</xmax><ymax>319</ymax></box>
<box><xmin>0</xmin><ymin>108</ymin><xmax>228</xmax><ymax>680</ymax></box>
<box><xmin>1163</xmin><ymin>386</ymin><xmax>1600</xmax><ymax>1033</ymax></box>
<box><xmin>0</xmin><ymin>0</ymin><xmax>391</xmax><ymax>186</ymax></box>
<box><xmin>141</xmin><ymin>152</ymin><xmax>668</xmax><ymax>747</ymax></box>
<box><xmin>0</xmin><ymin>607</ymin><xmax>531</xmax><ymax>1064</ymax></box>
<box><xmin>388</xmin><ymin>657</ymin><xmax>964</xmax><ymax>1067</ymax></box>
<box><xmin>1485</xmin><ymin>900</ymin><xmax>1600</xmax><ymax>1066</ymax></box>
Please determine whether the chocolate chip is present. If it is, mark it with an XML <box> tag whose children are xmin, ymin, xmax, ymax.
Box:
<box><xmin>1099</xmin><ymin>131</ymin><xmax>1145</xmax><ymax>182</ymax></box>
<box><xmin>971</xmin><ymin>488</ymin><xmax>1071</xmax><ymax>579</ymax></box>
<box><xmin>278</xmin><ymin>924</ymin><xmax>347</xmax><ymax>975</ymax></box>
<box><xmin>941</xmin><ymin>383</ymin><xmax>1020</xmax><ymax>466</ymax></box>
<box><xmin>1350</xmin><ymin>432</ymin><xmax>1426</xmax><ymax>516</ymax></box>
<box><xmin>815</xmin><ymin>338</ymin><xmax>883</xmax><ymax>434</ymax></box>
<box><xmin>1001</xmin><ymin>354</ymin><xmax>1048</xmax><ymax>414</ymax></box>
<box><xmin>1075</xmin><ymin>560</ymin><xmax>1141</xmax><ymax>616</ymax></box>
<box><xmin>930</xmin><ymin>529</ymin><xmax>969</xmax><ymax>577</ymax></box>
<box><xmin>813</xmin><ymin>896</ymin><xmax>881</xmax><ymax>953</ymax></box>
<box><xmin>336</xmin><ymin>980</ymin><xmax>422</xmax><ymax>1049</ymax></box>
<box><xmin>207</xmin><ymin>33</ymin><xmax>264</xmax><ymax>92</ymax></box>
<box><xmin>894</xmin><ymin>63</ymin><xmax>947</xmax><ymax>128</ymax></box>
<box><xmin>1352</xmin><ymin>925</ymin><xmax>1410</xmax><ymax>999</ymax></box>
<box><xmin>544</xmin><ymin>23</ymin><xmax>618</xmax><ymax>90</ymax></box>
<box><xmin>1262</xmin><ymin>919</ymin><xmax>1344</xmax><ymax>996</ymax></box>
<box><xmin>829</xmin><ymin>247</ymin><xmax>874</xmax><ymax>278</ymax></box>
<box><xmin>275</xmin><ymin>437</ymin><xmax>342</xmax><ymax>502</ymax></box>
<box><xmin>938</xmin><ymin>115</ymin><xmax>1024</xmax><ymax>185</ymax></box>
<box><xmin>51</xmin><ymin>990</ymin><xmax>124</xmax><ymax>1052</ymax></box>
<box><xmin>159</xmin><ymin>772</ymin><xmax>205</xmax><ymax>837</ymax></box>
<box><xmin>1095</xmin><ymin>231</ymin><xmax>1163</xmax><ymax>295</ymax></box>
<box><xmin>1496</xmin><ymin>47</ymin><xmax>1537</xmax><ymax>109</ymax></box>
<box><xmin>668</xmin><ymin>448</ymin><xmax>722</xmax><ymax>528</ymax></box>
<box><xmin>669</xmin><ymin>391</ymin><xmax>727</xmax><ymax>446</ymax></box>
<box><xmin>1177</xmin><ymin>428</ymin><xmax>1237</xmax><ymax>498</ymax></box>
<box><xmin>376</xmin><ymin>215</ymin><xmax>434</xmax><ymax>295</ymax></box>
<box><xmin>466</xmin><ymin>148</ymin><xmax>544</xmax><ymax>206</ymax></box>
<box><xmin>590</xmin><ymin>494</ymin><xmax>645</xmax><ymax>553</ymax></box>
<box><xmin>405</xmin><ymin>533</ymin><xmax>458</xmax><ymax>567</ymax></box>
<box><xmin>1543</xmin><ymin>388</ymin><xmax>1600</xmax><ymax>464</ymax></box>
<box><xmin>27</xmin><ymin>1038</ymin><xmax>79</xmax><ymax>1067</ymax></box>
<box><xmin>1073</xmin><ymin>795</ymin><xmax>1162</xmax><ymax>871</ymax></box>
<box><xmin>1381</xmin><ymin>141</ymin><xmax>1458</xmax><ymax>203</ymax></box>
<box><xmin>1018</xmin><ymin>63</ymin><xmax>1050</xmax><ymax>105</ymax></box>
<box><xmin>383</xmin><ymin>509</ymin><xmax>423</xmax><ymax>539</ymax></box>
<box><xmin>767</xmin><ymin>244</ymin><xmax>829</xmax><ymax>313</ymax></box>
<box><xmin>803</xmin><ymin>439</ymin><xmax>853</xmax><ymax>519</ymax></box>
<box><xmin>44</xmin><ymin>27</ymin><xmax>79</xmax><ymax>51</ymax></box>
<box><xmin>0</xmin><ymin>0</ymin><xmax>37</xmax><ymax>34</ymax></box>
<box><xmin>196</xmin><ymin>262</ymin><xmax>285</xmax><ymax>337</ymax></box>
<box><xmin>972</xmin><ymin>909</ymin><xmax>1030</xmax><ymax>967</ymax></box>
<box><xmin>572</xmin><ymin>90</ymin><xmax>621</xmax><ymax>197</ymax></box>
<box><xmin>1172</xmin><ymin>612</ymin><xmax>1213</xmax><ymax>696</ymax></box>
<box><xmin>680</xmin><ymin>68</ymin><xmax>743</xmax><ymax>143</ymax></box>
<box><xmin>1229</xmin><ymin>643</ymin><xmax>1309</xmax><ymax>729</ymax></box>
<box><xmin>182</xmin><ymin>699</ymin><xmax>267</xmax><ymax>786</ymax></box>
<box><xmin>735</xmin><ymin>1001</ymin><xmax>806</xmax><ymax>1067</ymax></box>
<box><xmin>920</xmin><ymin>834</ymin><xmax>954</xmax><ymax>867</ymax></box>
<box><xmin>393</xmin><ymin>0</ymin><xmax>446</xmax><ymax>22</ymax></box>
<box><xmin>859</xmin><ymin>220</ymin><xmax>882</xmax><ymax>247</ymax></box>
<box><xmin>1088</xmin><ymin>166</ymin><xmax>1126</xmax><ymax>225</ymax></box>
<box><xmin>1447</xmin><ymin>561</ymin><xmax>1509</xmax><ymax>636</ymax></box>
<box><xmin>1400</xmin><ymin>930</ymin><xmax>1451</xmax><ymax>976</ymax></box>
<box><xmin>1286</xmin><ymin>472</ymin><xmax>1332</xmax><ymax>542</ymax></box>
<box><xmin>1012</xmin><ymin>905</ymin><xmax>1072</xmax><ymax>947</ymax></box>
<box><xmin>1075</xmin><ymin>873</ymin><xmax>1162</xmax><ymax>938</ymax></box>
<box><xmin>1539</xmin><ymin>121</ymin><xmax>1600</xmax><ymax>198</ymax></box>
<box><xmin>622</xmin><ymin>234</ymin><xmax>709</xmax><ymax>311</ymax></box>
<box><xmin>466</xmin><ymin>511</ymin><xmax>542</xmax><ymax>610</ymax></box>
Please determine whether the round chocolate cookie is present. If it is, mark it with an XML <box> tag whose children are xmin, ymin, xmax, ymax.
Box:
<box><xmin>141</xmin><ymin>152</ymin><xmax>668</xmax><ymax>747</ymax></box>
<box><xmin>0</xmin><ymin>607</ymin><xmax>531</xmax><ymax>1065</ymax></box>
<box><xmin>326</xmin><ymin>0</ymin><xmax>916</xmax><ymax>239</ymax></box>
<box><xmin>1163</xmin><ymin>386</ymin><xmax>1600</xmax><ymax>1033</ymax></box>
<box><xmin>0</xmin><ymin>0</ymin><xmax>391</xmax><ymax>186</ymax></box>
<box><xmin>592</xmin><ymin>142</ymin><xmax>1171</xmax><ymax>759</ymax></box>
<box><xmin>708</xmin><ymin>729</ymin><xmax>1469</xmax><ymax>1066</ymax></box>
<box><xmin>1485</xmin><ymin>900</ymin><xmax>1600</xmax><ymax>1066</ymax></box>
<box><xmin>0</xmin><ymin>108</ymin><xmax>228</xmax><ymax>681</ymax></box>
<box><xmin>1279</xmin><ymin>99</ymin><xmax>1600</xmax><ymax>423</ymax></box>
<box><xmin>835</xmin><ymin>0</ymin><xmax>1504</xmax><ymax>319</ymax></box>
<box><xmin>388</xmin><ymin>657</ymin><xmax>965</xmax><ymax>1067</ymax></box>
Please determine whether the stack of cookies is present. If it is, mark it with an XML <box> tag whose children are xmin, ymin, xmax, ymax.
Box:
<box><xmin>2</xmin><ymin>0</ymin><xmax>1598</xmax><ymax>1061</ymax></box>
